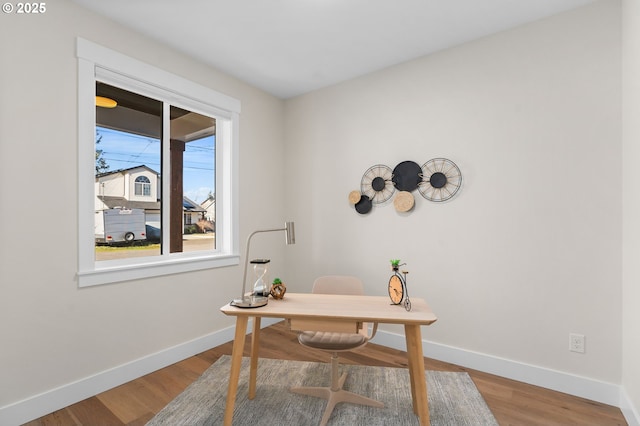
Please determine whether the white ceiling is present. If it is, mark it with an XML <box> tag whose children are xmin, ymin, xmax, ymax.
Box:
<box><xmin>73</xmin><ymin>0</ymin><xmax>597</xmax><ymax>99</ymax></box>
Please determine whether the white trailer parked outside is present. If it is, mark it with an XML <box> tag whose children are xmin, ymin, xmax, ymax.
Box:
<box><xmin>95</xmin><ymin>208</ymin><xmax>147</xmax><ymax>244</ymax></box>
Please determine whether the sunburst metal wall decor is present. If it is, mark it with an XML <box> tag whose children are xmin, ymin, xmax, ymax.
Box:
<box><xmin>361</xmin><ymin>164</ymin><xmax>395</xmax><ymax>204</ymax></box>
<box><xmin>419</xmin><ymin>158</ymin><xmax>462</xmax><ymax>202</ymax></box>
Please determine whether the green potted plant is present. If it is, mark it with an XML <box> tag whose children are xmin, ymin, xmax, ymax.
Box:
<box><xmin>269</xmin><ymin>277</ymin><xmax>287</xmax><ymax>300</ymax></box>
<box><xmin>390</xmin><ymin>259</ymin><xmax>401</xmax><ymax>271</ymax></box>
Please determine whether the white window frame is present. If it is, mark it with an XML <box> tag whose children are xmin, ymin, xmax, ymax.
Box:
<box><xmin>77</xmin><ymin>38</ymin><xmax>240</xmax><ymax>287</ymax></box>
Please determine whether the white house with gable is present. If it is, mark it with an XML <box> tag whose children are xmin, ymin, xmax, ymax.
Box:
<box><xmin>95</xmin><ymin>165</ymin><xmax>207</xmax><ymax>235</ymax></box>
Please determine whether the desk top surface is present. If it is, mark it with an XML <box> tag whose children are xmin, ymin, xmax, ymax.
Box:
<box><xmin>220</xmin><ymin>293</ymin><xmax>437</xmax><ymax>325</ymax></box>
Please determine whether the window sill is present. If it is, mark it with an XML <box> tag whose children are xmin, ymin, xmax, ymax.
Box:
<box><xmin>77</xmin><ymin>253</ymin><xmax>239</xmax><ymax>287</ymax></box>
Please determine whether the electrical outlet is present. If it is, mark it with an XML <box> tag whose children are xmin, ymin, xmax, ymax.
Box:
<box><xmin>569</xmin><ymin>333</ymin><xmax>585</xmax><ymax>353</ymax></box>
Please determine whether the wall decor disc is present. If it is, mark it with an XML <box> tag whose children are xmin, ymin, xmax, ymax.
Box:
<box><xmin>348</xmin><ymin>190</ymin><xmax>362</xmax><ymax>205</ymax></box>
<box><xmin>394</xmin><ymin>191</ymin><xmax>415</xmax><ymax>212</ymax></box>
<box><xmin>360</xmin><ymin>164</ymin><xmax>395</xmax><ymax>204</ymax></box>
<box><xmin>355</xmin><ymin>195</ymin><xmax>373</xmax><ymax>214</ymax></box>
<box><xmin>392</xmin><ymin>160</ymin><xmax>422</xmax><ymax>192</ymax></box>
<box><xmin>419</xmin><ymin>158</ymin><xmax>462</xmax><ymax>202</ymax></box>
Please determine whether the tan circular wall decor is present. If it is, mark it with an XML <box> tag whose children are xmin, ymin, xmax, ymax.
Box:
<box><xmin>394</xmin><ymin>191</ymin><xmax>415</xmax><ymax>212</ymax></box>
<box><xmin>348</xmin><ymin>190</ymin><xmax>361</xmax><ymax>205</ymax></box>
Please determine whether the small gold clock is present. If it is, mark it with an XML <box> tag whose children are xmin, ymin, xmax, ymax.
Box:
<box><xmin>388</xmin><ymin>275</ymin><xmax>404</xmax><ymax>304</ymax></box>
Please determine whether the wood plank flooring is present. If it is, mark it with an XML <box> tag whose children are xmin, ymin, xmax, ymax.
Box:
<box><xmin>25</xmin><ymin>321</ymin><xmax>627</xmax><ymax>425</ymax></box>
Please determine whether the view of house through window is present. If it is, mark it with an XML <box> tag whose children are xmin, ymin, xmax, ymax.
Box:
<box><xmin>95</xmin><ymin>82</ymin><xmax>216</xmax><ymax>261</ymax></box>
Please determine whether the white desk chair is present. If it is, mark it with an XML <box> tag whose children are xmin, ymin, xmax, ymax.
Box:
<box><xmin>290</xmin><ymin>275</ymin><xmax>384</xmax><ymax>426</ymax></box>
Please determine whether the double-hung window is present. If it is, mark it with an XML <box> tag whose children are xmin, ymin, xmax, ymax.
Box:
<box><xmin>77</xmin><ymin>38</ymin><xmax>240</xmax><ymax>287</ymax></box>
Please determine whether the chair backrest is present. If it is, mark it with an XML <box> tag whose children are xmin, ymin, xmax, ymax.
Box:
<box><xmin>312</xmin><ymin>275</ymin><xmax>364</xmax><ymax>295</ymax></box>
<box><xmin>311</xmin><ymin>275</ymin><xmax>377</xmax><ymax>340</ymax></box>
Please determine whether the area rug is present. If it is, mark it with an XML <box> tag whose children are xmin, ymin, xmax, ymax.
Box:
<box><xmin>147</xmin><ymin>355</ymin><xmax>498</xmax><ymax>425</ymax></box>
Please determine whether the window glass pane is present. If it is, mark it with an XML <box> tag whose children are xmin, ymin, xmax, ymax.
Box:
<box><xmin>95</xmin><ymin>82</ymin><xmax>162</xmax><ymax>260</ymax></box>
<box><xmin>134</xmin><ymin>176</ymin><xmax>151</xmax><ymax>196</ymax></box>
<box><xmin>170</xmin><ymin>106</ymin><xmax>216</xmax><ymax>253</ymax></box>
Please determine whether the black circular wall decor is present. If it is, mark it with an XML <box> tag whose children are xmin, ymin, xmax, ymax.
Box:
<box><xmin>419</xmin><ymin>158</ymin><xmax>462</xmax><ymax>202</ymax></box>
<box><xmin>392</xmin><ymin>161</ymin><xmax>422</xmax><ymax>192</ymax></box>
<box><xmin>429</xmin><ymin>172</ymin><xmax>447</xmax><ymax>188</ymax></box>
<box><xmin>354</xmin><ymin>195</ymin><xmax>373</xmax><ymax>214</ymax></box>
<box><xmin>372</xmin><ymin>176</ymin><xmax>386</xmax><ymax>191</ymax></box>
<box><xmin>361</xmin><ymin>164</ymin><xmax>395</xmax><ymax>204</ymax></box>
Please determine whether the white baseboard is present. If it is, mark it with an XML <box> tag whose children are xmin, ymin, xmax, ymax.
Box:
<box><xmin>372</xmin><ymin>330</ymin><xmax>621</xmax><ymax>407</ymax></box>
<box><xmin>1</xmin><ymin>319</ymin><xmax>635</xmax><ymax>426</ymax></box>
<box><xmin>0</xmin><ymin>318</ymin><xmax>278</xmax><ymax>426</ymax></box>
<box><xmin>621</xmin><ymin>387</ymin><xmax>640</xmax><ymax>426</ymax></box>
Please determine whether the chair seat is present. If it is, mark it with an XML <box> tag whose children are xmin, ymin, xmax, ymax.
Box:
<box><xmin>291</xmin><ymin>276</ymin><xmax>383</xmax><ymax>426</ymax></box>
<box><xmin>298</xmin><ymin>331</ymin><xmax>367</xmax><ymax>351</ymax></box>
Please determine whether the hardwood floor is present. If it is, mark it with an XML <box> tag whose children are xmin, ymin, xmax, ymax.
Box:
<box><xmin>25</xmin><ymin>321</ymin><xmax>627</xmax><ymax>425</ymax></box>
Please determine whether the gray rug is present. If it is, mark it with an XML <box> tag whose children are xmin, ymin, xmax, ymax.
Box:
<box><xmin>147</xmin><ymin>355</ymin><xmax>498</xmax><ymax>425</ymax></box>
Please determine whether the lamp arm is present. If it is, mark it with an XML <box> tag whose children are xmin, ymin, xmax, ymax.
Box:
<box><xmin>240</xmin><ymin>227</ymin><xmax>286</xmax><ymax>299</ymax></box>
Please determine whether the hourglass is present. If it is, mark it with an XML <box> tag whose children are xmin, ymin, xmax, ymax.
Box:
<box><xmin>251</xmin><ymin>259</ymin><xmax>270</xmax><ymax>298</ymax></box>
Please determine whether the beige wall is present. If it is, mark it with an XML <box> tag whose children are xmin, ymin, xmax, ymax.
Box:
<box><xmin>284</xmin><ymin>0</ymin><xmax>622</xmax><ymax>383</ymax></box>
<box><xmin>0</xmin><ymin>0</ymin><xmax>286</xmax><ymax>410</ymax></box>
<box><xmin>622</xmin><ymin>0</ymin><xmax>640</xmax><ymax>419</ymax></box>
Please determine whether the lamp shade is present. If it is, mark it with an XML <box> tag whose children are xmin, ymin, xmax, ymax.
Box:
<box><xmin>285</xmin><ymin>222</ymin><xmax>295</xmax><ymax>245</ymax></box>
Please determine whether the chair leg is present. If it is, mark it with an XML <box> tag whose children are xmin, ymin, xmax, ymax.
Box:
<box><xmin>290</xmin><ymin>353</ymin><xmax>384</xmax><ymax>426</ymax></box>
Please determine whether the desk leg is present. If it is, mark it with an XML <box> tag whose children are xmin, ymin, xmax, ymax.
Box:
<box><xmin>224</xmin><ymin>316</ymin><xmax>249</xmax><ymax>426</ymax></box>
<box><xmin>248</xmin><ymin>317</ymin><xmax>261</xmax><ymax>399</ymax></box>
<box><xmin>405</xmin><ymin>324</ymin><xmax>430</xmax><ymax>426</ymax></box>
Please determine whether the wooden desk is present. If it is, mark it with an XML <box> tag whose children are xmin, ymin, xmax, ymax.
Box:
<box><xmin>220</xmin><ymin>293</ymin><xmax>437</xmax><ymax>425</ymax></box>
